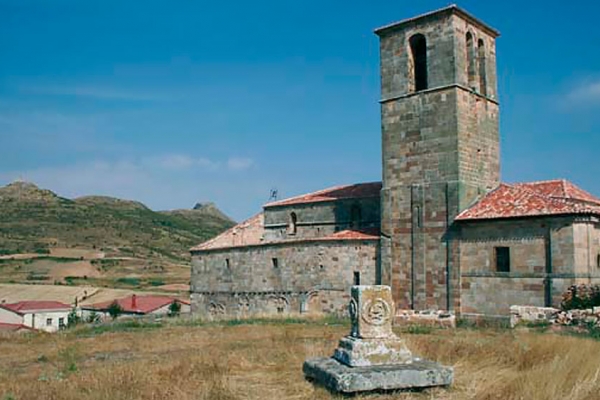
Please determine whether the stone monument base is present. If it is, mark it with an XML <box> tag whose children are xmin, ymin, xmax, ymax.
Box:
<box><xmin>303</xmin><ymin>357</ymin><xmax>453</xmax><ymax>394</ymax></box>
<box><xmin>333</xmin><ymin>336</ymin><xmax>412</xmax><ymax>367</ymax></box>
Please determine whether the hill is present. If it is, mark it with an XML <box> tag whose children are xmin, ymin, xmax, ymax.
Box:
<box><xmin>0</xmin><ymin>182</ymin><xmax>235</xmax><ymax>286</ymax></box>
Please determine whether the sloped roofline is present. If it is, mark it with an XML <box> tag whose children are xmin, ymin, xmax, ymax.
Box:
<box><xmin>456</xmin><ymin>180</ymin><xmax>600</xmax><ymax>221</ymax></box>
<box><xmin>374</xmin><ymin>4</ymin><xmax>500</xmax><ymax>38</ymax></box>
<box><xmin>264</xmin><ymin>181</ymin><xmax>382</xmax><ymax>208</ymax></box>
<box><xmin>0</xmin><ymin>301</ymin><xmax>71</xmax><ymax>315</ymax></box>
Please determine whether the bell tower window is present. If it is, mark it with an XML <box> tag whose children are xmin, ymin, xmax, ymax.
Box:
<box><xmin>466</xmin><ymin>32</ymin><xmax>477</xmax><ymax>90</ymax></box>
<box><xmin>409</xmin><ymin>34</ymin><xmax>428</xmax><ymax>92</ymax></box>
<box><xmin>478</xmin><ymin>39</ymin><xmax>487</xmax><ymax>96</ymax></box>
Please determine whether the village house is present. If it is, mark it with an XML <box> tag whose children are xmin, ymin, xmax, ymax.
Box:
<box><xmin>82</xmin><ymin>294</ymin><xmax>190</xmax><ymax>320</ymax></box>
<box><xmin>0</xmin><ymin>301</ymin><xmax>71</xmax><ymax>333</ymax></box>
<box><xmin>190</xmin><ymin>5</ymin><xmax>600</xmax><ymax>320</ymax></box>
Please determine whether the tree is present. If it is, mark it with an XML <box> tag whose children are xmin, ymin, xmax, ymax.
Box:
<box><xmin>67</xmin><ymin>307</ymin><xmax>81</xmax><ymax>327</ymax></box>
<box><xmin>168</xmin><ymin>301</ymin><xmax>181</xmax><ymax>317</ymax></box>
<box><xmin>86</xmin><ymin>311</ymin><xmax>101</xmax><ymax>323</ymax></box>
<box><xmin>107</xmin><ymin>302</ymin><xmax>124</xmax><ymax>320</ymax></box>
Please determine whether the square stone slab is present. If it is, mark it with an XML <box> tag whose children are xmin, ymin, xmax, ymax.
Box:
<box><xmin>333</xmin><ymin>336</ymin><xmax>412</xmax><ymax>367</ymax></box>
<box><xmin>303</xmin><ymin>357</ymin><xmax>453</xmax><ymax>394</ymax></box>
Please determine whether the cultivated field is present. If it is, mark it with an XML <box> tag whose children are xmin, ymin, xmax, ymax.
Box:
<box><xmin>0</xmin><ymin>283</ymin><xmax>189</xmax><ymax>306</ymax></box>
<box><xmin>1</xmin><ymin>319</ymin><xmax>600</xmax><ymax>400</ymax></box>
<box><xmin>0</xmin><ymin>249</ymin><xmax>191</xmax><ymax>290</ymax></box>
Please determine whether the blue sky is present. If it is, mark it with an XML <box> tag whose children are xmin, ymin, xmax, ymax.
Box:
<box><xmin>1</xmin><ymin>0</ymin><xmax>600</xmax><ymax>221</ymax></box>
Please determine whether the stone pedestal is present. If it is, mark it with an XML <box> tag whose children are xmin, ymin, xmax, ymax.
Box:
<box><xmin>303</xmin><ymin>286</ymin><xmax>453</xmax><ymax>394</ymax></box>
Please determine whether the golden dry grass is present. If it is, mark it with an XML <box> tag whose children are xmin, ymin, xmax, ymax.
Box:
<box><xmin>1</xmin><ymin>320</ymin><xmax>600</xmax><ymax>400</ymax></box>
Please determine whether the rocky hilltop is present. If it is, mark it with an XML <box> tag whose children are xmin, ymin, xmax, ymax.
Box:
<box><xmin>0</xmin><ymin>181</ymin><xmax>235</xmax><ymax>261</ymax></box>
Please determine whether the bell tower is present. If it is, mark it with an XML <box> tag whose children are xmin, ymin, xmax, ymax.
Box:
<box><xmin>376</xmin><ymin>6</ymin><xmax>501</xmax><ymax>311</ymax></box>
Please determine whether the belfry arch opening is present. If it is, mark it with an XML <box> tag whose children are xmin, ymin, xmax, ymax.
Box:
<box><xmin>478</xmin><ymin>38</ymin><xmax>487</xmax><ymax>96</ymax></box>
<box><xmin>466</xmin><ymin>32</ymin><xmax>477</xmax><ymax>90</ymax></box>
<box><xmin>409</xmin><ymin>34</ymin><xmax>428</xmax><ymax>92</ymax></box>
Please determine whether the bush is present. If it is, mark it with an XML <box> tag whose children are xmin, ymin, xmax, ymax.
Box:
<box><xmin>561</xmin><ymin>284</ymin><xmax>600</xmax><ymax>310</ymax></box>
<box><xmin>168</xmin><ymin>301</ymin><xmax>181</xmax><ymax>317</ymax></box>
<box><xmin>107</xmin><ymin>302</ymin><xmax>124</xmax><ymax>320</ymax></box>
<box><xmin>67</xmin><ymin>308</ymin><xmax>82</xmax><ymax>326</ymax></box>
<box><xmin>116</xmin><ymin>277</ymin><xmax>140</xmax><ymax>286</ymax></box>
<box><xmin>86</xmin><ymin>311</ymin><xmax>101</xmax><ymax>323</ymax></box>
<box><xmin>26</xmin><ymin>273</ymin><xmax>49</xmax><ymax>281</ymax></box>
<box><xmin>33</xmin><ymin>248</ymin><xmax>50</xmax><ymax>255</ymax></box>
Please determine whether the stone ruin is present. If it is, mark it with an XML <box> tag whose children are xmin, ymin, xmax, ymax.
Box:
<box><xmin>303</xmin><ymin>285</ymin><xmax>453</xmax><ymax>394</ymax></box>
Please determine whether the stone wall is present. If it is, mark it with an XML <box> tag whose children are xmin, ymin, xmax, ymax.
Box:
<box><xmin>510</xmin><ymin>305</ymin><xmax>600</xmax><ymax>329</ymax></box>
<box><xmin>191</xmin><ymin>239</ymin><xmax>378</xmax><ymax>317</ymax></box>
<box><xmin>263</xmin><ymin>198</ymin><xmax>380</xmax><ymax>241</ymax></box>
<box><xmin>460</xmin><ymin>217</ymin><xmax>600</xmax><ymax>317</ymax></box>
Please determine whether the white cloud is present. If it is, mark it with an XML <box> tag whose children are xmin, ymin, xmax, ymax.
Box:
<box><xmin>227</xmin><ymin>157</ymin><xmax>255</xmax><ymax>171</ymax></box>
<box><xmin>0</xmin><ymin>157</ymin><xmax>273</xmax><ymax>221</ymax></box>
<box><xmin>566</xmin><ymin>80</ymin><xmax>600</xmax><ymax>103</ymax></box>
<box><xmin>20</xmin><ymin>84</ymin><xmax>163</xmax><ymax>102</ymax></box>
<box><xmin>0</xmin><ymin>160</ymin><xmax>150</xmax><ymax>200</ymax></box>
<box><xmin>152</xmin><ymin>154</ymin><xmax>219</xmax><ymax>171</ymax></box>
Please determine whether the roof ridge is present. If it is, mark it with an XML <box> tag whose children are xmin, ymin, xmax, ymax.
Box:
<box><xmin>264</xmin><ymin>181</ymin><xmax>382</xmax><ymax>208</ymax></box>
<box><xmin>514</xmin><ymin>178</ymin><xmax>566</xmax><ymax>185</ymax></box>
<box><xmin>264</xmin><ymin>184</ymin><xmax>349</xmax><ymax>207</ymax></box>
<box><xmin>514</xmin><ymin>179</ymin><xmax>600</xmax><ymax>205</ymax></box>
<box><xmin>512</xmin><ymin>182</ymin><xmax>575</xmax><ymax>207</ymax></box>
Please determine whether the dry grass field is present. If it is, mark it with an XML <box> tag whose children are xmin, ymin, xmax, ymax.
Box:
<box><xmin>2</xmin><ymin>319</ymin><xmax>600</xmax><ymax>400</ymax></box>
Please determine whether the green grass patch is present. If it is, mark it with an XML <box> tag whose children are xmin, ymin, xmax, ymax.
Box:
<box><xmin>36</xmin><ymin>256</ymin><xmax>82</xmax><ymax>263</ymax></box>
<box><xmin>26</xmin><ymin>273</ymin><xmax>49</xmax><ymax>281</ymax></box>
<box><xmin>91</xmin><ymin>259</ymin><xmax>120</xmax><ymax>268</ymax></box>
<box><xmin>116</xmin><ymin>277</ymin><xmax>141</xmax><ymax>286</ymax></box>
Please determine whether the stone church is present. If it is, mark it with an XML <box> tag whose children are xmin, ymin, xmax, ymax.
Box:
<box><xmin>191</xmin><ymin>5</ymin><xmax>600</xmax><ymax>319</ymax></box>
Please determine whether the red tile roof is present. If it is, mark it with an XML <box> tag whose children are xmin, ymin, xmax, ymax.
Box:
<box><xmin>456</xmin><ymin>180</ymin><xmax>600</xmax><ymax>221</ymax></box>
<box><xmin>191</xmin><ymin>213</ymin><xmax>264</xmax><ymax>251</ymax></box>
<box><xmin>327</xmin><ymin>228</ymin><xmax>380</xmax><ymax>240</ymax></box>
<box><xmin>0</xmin><ymin>323</ymin><xmax>32</xmax><ymax>332</ymax></box>
<box><xmin>86</xmin><ymin>295</ymin><xmax>185</xmax><ymax>314</ymax></box>
<box><xmin>0</xmin><ymin>301</ymin><xmax>71</xmax><ymax>314</ymax></box>
<box><xmin>264</xmin><ymin>182</ymin><xmax>382</xmax><ymax>208</ymax></box>
<box><xmin>514</xmin><ymin>180</ymin><xmax>600</xmax><ymax>205</ymax></box>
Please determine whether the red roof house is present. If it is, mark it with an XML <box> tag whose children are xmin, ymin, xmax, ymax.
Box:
<box><xmin>85</xmin><ymin>295</ymin><xmax>190</xmax><ymax>316</ymax></box>
<box><xmin>0</xmin><ymin>301</ymin><xmax>71</xmax><ymax>333</ymax></box>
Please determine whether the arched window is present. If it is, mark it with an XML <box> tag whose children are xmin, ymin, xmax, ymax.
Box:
<box><xmin>466</xmin><ymin>32</ymin><xmax>477</xmax><ymax>90</ymax></box>
<box><xmin>288</xmin><ymin>212</ymin><xmax>297</xmax><ymax>235</ymax></box>
<box><xmin>350</xmin><ymin>204</ymin><xmax>362</xmax><ymax>229</ymax></box>
<box><xmin>409</xmin><ymin>34</ymin><xmax>428</xmax><ymax>92</ymax></box>
<box><xmin>478</xmin><ymin>38</ymin><xmax>487</xmax><ymax>96</ymax></box>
